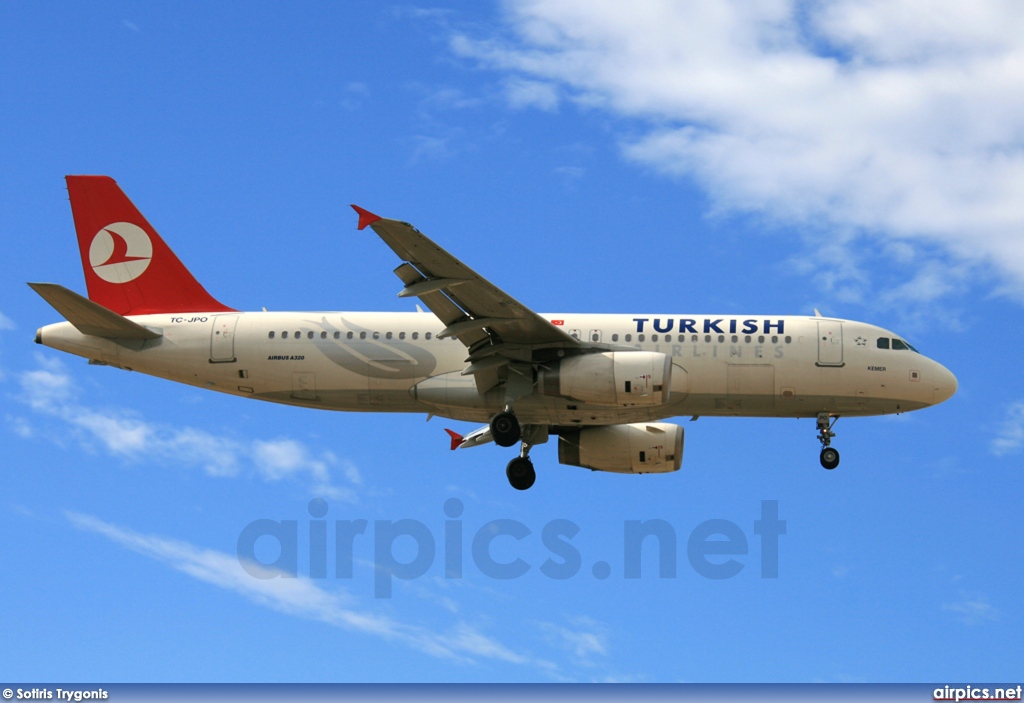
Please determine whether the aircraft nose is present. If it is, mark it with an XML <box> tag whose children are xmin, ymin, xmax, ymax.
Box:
<box><xmin>931</xmin><ymin>361</ymin><xmax>957</xmax><ymax>405</ymax></box>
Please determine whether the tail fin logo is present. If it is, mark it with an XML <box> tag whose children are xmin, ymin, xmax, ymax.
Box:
<box><xmin>88</xmin><ymin>222</ymin><xmax>153</xmax><ymax>284</ymax></box>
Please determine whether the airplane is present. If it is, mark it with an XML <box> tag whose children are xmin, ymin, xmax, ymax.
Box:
<box><xmin>31</xmin><ymin>176</ymin><xmax>958</xmax><ymax>490</ymax></box>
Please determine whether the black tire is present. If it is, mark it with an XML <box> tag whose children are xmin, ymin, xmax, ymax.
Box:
<box><xmin>820</xmin><ymin>447</ymin><xmax>840</xmax><ymax>470</ymax></box>
<box><xmin>506</xmin><ymin>457</ymin><xmax>536</xmax><ymax>491</ymax></box>
<box><xmin>490</xmin><ymin>411</ymin><xmax>521</xmax><ymax>447</ymax></box>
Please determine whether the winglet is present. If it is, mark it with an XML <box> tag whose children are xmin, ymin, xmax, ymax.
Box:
<box><xmin>351</xmin><ymin>205</ymin><xmax>382</xmax><ymax>231</ymax></box>
<box><xmin>444</xmin><ymin>428</ymin><xmax>464</xmax><ymax>451</ymax></box>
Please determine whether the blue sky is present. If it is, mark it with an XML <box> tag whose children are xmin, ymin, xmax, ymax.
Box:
<box><xmin>2</xmin><ymin>0</ymin><xmax>1023</xmax><ymax>683</ymax></box>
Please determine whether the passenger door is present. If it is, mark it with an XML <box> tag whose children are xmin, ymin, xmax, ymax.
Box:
<box><xmin>816</xmin><ymin>320</ymin><xmax>844</xmax><ymax>367</ymax></box>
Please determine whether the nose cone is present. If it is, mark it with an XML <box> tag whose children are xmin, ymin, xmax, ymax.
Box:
<box><xmin>932</xmin><ymin>361</ymin><xmax>958</xmax><ymax>405</ymax></box>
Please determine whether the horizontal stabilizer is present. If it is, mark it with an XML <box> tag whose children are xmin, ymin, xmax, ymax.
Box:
<box><xmin>28</xmin><ymin>282</ymin><xmax>161</xmax><ymax>340</ymax></box>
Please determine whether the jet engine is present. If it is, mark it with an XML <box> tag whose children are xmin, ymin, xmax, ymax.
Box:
<box><xmin>540</xmin><ymin>351</ymin><xmax>672</xmax><ymax>407</ymax></box>
<box><xmin>558</xmin><ymin>422</ymin><xmax>684</xmax><ymax>474</ymax></box>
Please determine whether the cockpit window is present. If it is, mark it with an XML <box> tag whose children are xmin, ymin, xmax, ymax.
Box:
<box><xmin>878</xmin><ymin>336</ymin><xmax>920</xmax><ymax>353</ymax></box>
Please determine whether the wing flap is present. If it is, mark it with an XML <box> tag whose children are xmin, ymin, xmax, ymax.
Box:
<box><xmin>29</xmin><ymin>282</ymin><xmax>161</xmax><ymax>340</ymax></box>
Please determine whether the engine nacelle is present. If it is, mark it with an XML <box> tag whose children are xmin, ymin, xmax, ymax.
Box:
<box><xmin>558</xmin><ymin>422</ymin><xmax>684</xmax><ymax>474</ymax></box>
<box><xmin>541</xmin><ymin>351</ymin><xmax>672</xmax><ymax>407</ymax></box>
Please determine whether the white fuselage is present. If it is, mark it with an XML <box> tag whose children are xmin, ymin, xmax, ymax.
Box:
<box><xmin>37</xmin><ymin>311</ymin><xmax>958</xmax><ymax>426</ymax></box>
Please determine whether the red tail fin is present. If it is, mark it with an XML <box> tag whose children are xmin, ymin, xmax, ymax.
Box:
<box><xmin>66</xmin><ymin>176</ymin><xmax>234</xmax><ymax>316</ymax></box>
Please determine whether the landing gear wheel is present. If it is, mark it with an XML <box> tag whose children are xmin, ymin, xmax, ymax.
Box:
<box><xmin>490</xmin><ymin>411</ymin><xmax>521</xmax><ymax>447</ymax></box>
<box><xmin>820</xmin><ymin>447</ymin><xmax>840</xmax><ymax>470</ymax></box>
<box><xmin>506</xmin><ymin>457</ymin><xmax>536</xmax><ymax>491</ymax></box>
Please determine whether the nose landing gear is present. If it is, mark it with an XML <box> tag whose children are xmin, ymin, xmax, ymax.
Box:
<box><xmin>816</xmin><ymin>412</ymin><xmax>840</xmax><ymax>469</ymax></box>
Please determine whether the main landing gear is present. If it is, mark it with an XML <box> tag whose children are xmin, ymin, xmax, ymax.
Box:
<box><xmin>506</xmin><ymin>455</ymin><xmax>535</xmax><ymax>491</ymax></box>
<box><xmin>816</xmin><ymin>412</ymin><xmax>840</xmax><ymax>470</ymax></box>
<box><xmin>490</xmin><ymin>409</ymin><xmax>521</xmax><ymax>447</ymax></box>
<box><xmin>490</xmin><ymin>409</ymin><xmax>541</xmax><ymax>490</ymax></box>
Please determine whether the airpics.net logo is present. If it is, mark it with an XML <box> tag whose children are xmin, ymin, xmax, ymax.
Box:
<box><xmin>236</xmin><ymin>499</ymin><xmax>787</xmax><ymax>598</ymax></box>
<box><xmin>88</xmin><ymin>222</ymin><xmax>152</xmax><ymax>284</ymax></box>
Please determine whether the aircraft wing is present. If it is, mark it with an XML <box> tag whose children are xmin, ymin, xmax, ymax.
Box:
<box><xmin>352</xmin><ymin>206</ymin><xmax>579</xmax><ymax>351</ymax></box>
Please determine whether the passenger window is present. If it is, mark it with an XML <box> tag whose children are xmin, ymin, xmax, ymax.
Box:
<box><xmin>638</xmin><ymin>334</ymin><xmax>645</xmax><ymax>342</ymax></box>
<box><xmin>359</xmin><ymin>332</ymin><xmax>367</xmax><ymax>340</ymax></box>
<box><xmin>625</xmin><ymin>334</ymin><xmax>632</xmax><ymax>342</ymax></box>
<box><xmin>399</xmin><ymin>332</ymin><xmax>406</xmax><ymax>340</ymax></box>
<box><xmin>704</xmin><ymin>335</ymin><xmax>711</xmax><ymax>343</ymax></box>
<box><xmin>745</xmin><ymin>335</ymin><xmax>751</xmax><ymax>343</ymax></box>
<box><xmin>731</xmin><ymin>335</ymin><xmax>738</xmax><ymax>343</ymax></box>
<box><xmin>877</xmin><ymin>338</ymin><xmax>890</xmax><ymax>349</ymax></box>
<box><xmin>307</xmin><ymin>331</ymin><xmax>314</xmax><ymax>340</ymax></box>
<box><xmin>334</xmin><ymin>331</ymin><xmax>340</xmax><ymax>339</ymax></box>
<box><xmin>718</xmin><ymin>335</ymin><xmax>725</xmax><ymax>343</ymax></box>
<box><xmin>294</xmin><ymin>331</ymin><xmax>301</xmax><ymax>339</ymax></box>
<box><xmin>386</xmin><ymin>332</ymin><xmax>393</xmax><ymax>340</ymax></box>
<box><xmin>758</xmin><ymin>335</ymin><xmax>765</xmax><ymax>343</ymax></box>
<box><xmin>320</xmin><ymin>331</ymin><xmax>327</xmax><ymax>339</ymax></box>
<box><xmin>372</xmin><ymin>332</ymin><xmax>379</xmax><ymax>340</ymax></box>
<box><xmin>785</xmin><ymin>336</ymin><xmax>792</xmax><ymax>344</ymax></box>
<box><xmin>771</xmin><ymin>335</ymin><xmax>778</xmax><ymax>344</ymax></box>
<box><xmin>651</xmin><ymin>334</ymin><xmax>658</xmax><ymax>342</ymax></box>
<box><xmin>282</xmin><ymin>331</ymin><xmax>288</xmax><ymax>339</ymax></box>
<box><xmin>612</xmin><ymin>334</ymin><xmax>619</xmax><ymax>342</ymax></box>
<box><xmin>892</xmin><ymin>339</ymin><xmax>908</xmax><ymax>351</ymax></box>
<box><xmin>346</xmin><ymin>331</ymin><xmax>353</xmax><ymax>340</ymax></box>
<box><xmin>692</xmin><ymin>335</ymin><xmax>698</xmax><ymax>343</ymax></box>
<box><xmin>665</xmin><ymin>334</ymin><xmax>672</xmax><ymax>342</ymax></box>
<box><xmin>268</xmin><ymin>331</ymin><xmax>275</xmax><ymax>339</ymax></box>
<box><xmin>425</xmin><ymin>332</ymin><xmax>432</xmax><ymax>340</ymax></box>
<box><xmin>412</xmin><ymin>332</ymin><xmax>419</xmax><ymax>340</ymax></box>
<box><xmin>592</xmin><ymin>333</ymin><xmax>599</xmax><ymax>342</ymax></box>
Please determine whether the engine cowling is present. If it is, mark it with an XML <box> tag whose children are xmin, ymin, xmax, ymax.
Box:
<box><xmin>558</xmin><ymin>422</ymin><xmax>684</xmax><ymax>474</ymax></box>
<box><xmin>541</xmin><ymin>351</ymin><xmax>672</xmax><ymax>407</ymax></box>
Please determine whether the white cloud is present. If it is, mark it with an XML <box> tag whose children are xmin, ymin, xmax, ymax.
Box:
<box><xmin>943</xmin><ymin>595</ymin><xmax>1000</xmax><ymax>625</ymax></box>
<box><xmin>16</xmin><ymin>358</ymin><xmax>356</xmax><ymax>496</ymax></box>
<box><xmin>504</xmin><ymin>77</ymin><xmax>559</xmax><ymax>111</ymax></box>
<box><xmin>21</xmin><ymin>356</ymin><xmax>75</xmax><ymax>409</ymax></box>
<box><xmin>252</xmin><ymin>438</ymin><xmax>354</xmax><ymax>501</ymax></box>
<box><xmin>341</xmin><ymin>459</ymin><xmax>363</xmax><ymax>486</ymax></box>
<box><xmin>540</xmin><ymin>616</ymin><xmax>608</xmax><ymax>666</ymax></box>
<box><xmin>66</xmin><ymin>512</ymin><xmax>546</xmax><ymax>667</ymax></box>
<box><xmin>991</xmin><ymin>401</ymin><xmax>1024</xmax><ymax>455</ymax></box>
<box><xmin>454</xmin><ymin>0</ymin><xmax>1024</xmax><ymax>299</ymax></box>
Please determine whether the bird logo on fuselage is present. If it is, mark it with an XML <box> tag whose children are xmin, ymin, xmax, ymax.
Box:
<box><xmin>88</xmin><ymin>222</ymin><xmax>153</xmax><ymax>283</ymax></box>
